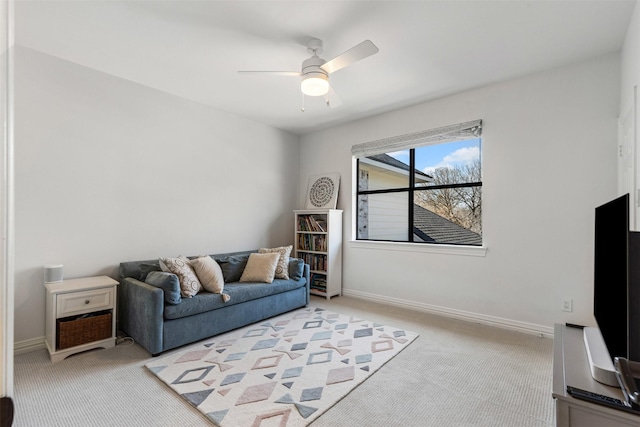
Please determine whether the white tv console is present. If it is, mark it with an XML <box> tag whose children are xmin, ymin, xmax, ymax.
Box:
<box><xmin>553</xmin><ymin>323</ymin><xmax>640</xmax><ymax>426</ymax></box>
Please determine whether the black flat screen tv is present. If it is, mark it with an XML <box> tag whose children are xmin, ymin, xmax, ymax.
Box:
<box><xmin>593</xmin><ymin>193</ymin><xmax>640</xmax><ymax>363</ymax></box>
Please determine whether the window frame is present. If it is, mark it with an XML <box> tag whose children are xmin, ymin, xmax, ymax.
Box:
<box><xmin>353</xmin><ymin>120</ymin><xmax>483</xmax><ymax>248</ymax></box>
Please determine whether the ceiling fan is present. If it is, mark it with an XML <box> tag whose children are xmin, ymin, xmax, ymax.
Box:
<box><xmin>238</xmin><ymin>38</ymin><xmax>379</xmax><ymax>110</ymax></box>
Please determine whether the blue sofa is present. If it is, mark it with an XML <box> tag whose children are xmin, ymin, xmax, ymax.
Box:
<box><xmin>117</xmin><ymin>250</ymin><xmax>310</xmax><ymax>356</ymax></box>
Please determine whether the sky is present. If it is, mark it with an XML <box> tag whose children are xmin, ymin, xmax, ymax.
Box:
<box><xmin>389</xmin><ymin>138</ymin><xmax>481</xmax><ymax>174</ymax></box>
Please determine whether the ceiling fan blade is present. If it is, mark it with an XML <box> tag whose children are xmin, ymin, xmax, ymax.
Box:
<box><xmin>320</xmin><ymin>40</ymin><xmax>379</xmax><ymax>74</ymax></box>
<box><xmin>325</xmin><ymin>86</ymin><xmax>343</xmax><ymax>109</ymax></box>
<box><xmin>237</xmin><ymin>71</ymin><xmax>301</xmax><ymax>76</ymax></box>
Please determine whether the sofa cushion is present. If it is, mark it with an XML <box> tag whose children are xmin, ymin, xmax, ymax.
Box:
<box><xmin>119</xmin><ymin>260</ymin><xmax>162</xmax><ymax>282</ymax></box>
<box><xmin>288</xmin><ymin>258</ymin><xmax>304</xmax><ymax>281</ymax></box>
<box><xmin>240</xmin><ymin>253</ymin><xmax>280</xmax><ymax>283</ymax></box>
<box><xmin>163</xmin><ymin>277</ymin><xmax>307</xmax><ymax>320</ymax></box>
<box><xmin>145</xmin><ymin>271</ymin><xmax>182</xmax><ymax>305</ymax></box>
<box><xmin>159</xmin><ymin>256</ymin><xmax>202</xmax><ymax>298</ymax></box>
<box><xmin>190</xmin><ymin>256</ymin><xmax>225</xmax><ymax>294</ymax></box>
<box><xmin>217</xmin><ymin>254</ymin><xmax>249</xmax><ymax>283</ymax></box>
<box><xmin>258</xmin><ymin>245</ymin><xmax>293</xmax><ymax>280</ymax></box>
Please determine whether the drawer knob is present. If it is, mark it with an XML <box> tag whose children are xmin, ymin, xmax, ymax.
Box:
<box><xmin>84</xmin><ymin>300</ymin><xmax>90</xmax><ymax>305</ymax></box>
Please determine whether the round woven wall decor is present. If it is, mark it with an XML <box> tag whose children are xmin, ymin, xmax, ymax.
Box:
<box><xmin>309</xmin><ymin>176</ymin><xmax>335</xmax><ymax>207</ymax></box>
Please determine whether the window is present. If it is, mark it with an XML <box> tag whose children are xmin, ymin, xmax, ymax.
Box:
<box><xmin>353</xmin><ymin>120</ymin><xmax>482</xmax><ymax>246</ymax></box>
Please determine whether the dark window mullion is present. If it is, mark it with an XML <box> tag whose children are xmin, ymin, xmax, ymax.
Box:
<box><xmin>356</xmin><ymin>158</ymin><xmax>360</xmax><ymax>239</ymax></box>
<box><xmin>408</xmin><ymin>149</ymin><xmax>415</xmax><ymax>242</ymax></box>
<box><xmin>422</xmin><ymin>182</ymin><xmax>482</xmax><ymax>191</ymax></box>
<box><xmin>358</xmin><ymin>182</ymin><xmax>482</xmax><ymax>196</ymax></box>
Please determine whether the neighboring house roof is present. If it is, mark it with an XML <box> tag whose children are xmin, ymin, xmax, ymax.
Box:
<box><xmin>413</xmin><ymin>204</ymin><xmax>482</xmax><ymax>245</ymax></box>
<box><xmin>365</xmin><ymin>154</ymin><xmax>432</xmax><ymax>181</ymax></box>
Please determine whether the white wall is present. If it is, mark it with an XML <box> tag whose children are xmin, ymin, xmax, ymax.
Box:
<box><xmin>620</xmin><ymin>1</ymin><xmax>640</xmax><ymax>229</ymax></box>
<box><xmin>1</xmin><ymin>0</ymin><xmax>14</xmax><ymax>398</ymax></box>
<box><xmin>621</xmin><ymin>2</ymin><xmax>639</xmax><ymax>136</ymax></box>
<box><xmin>300</xmin><ymin>54</ymin><xmax>620</xmax><ymax>334</ymax></box>
<box><xmin>13</xmin><ymin>46</ymin><xmax>300</xmax><ymax>345</ymax></box>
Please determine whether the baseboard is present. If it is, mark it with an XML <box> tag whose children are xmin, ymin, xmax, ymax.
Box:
<box><xmin>342</xmin><ymin>289</ymin><xmax>555</xmax><ymax>338</ymax></box>
<box><xmin>14</xmin><ymin>337</ymin><xmax>46</xmax><ymax>355</ymax></box>
<box><xmin>13</xmin><ymin>294</ymin><xmax>553</xmax><ymax>356</ymax></box>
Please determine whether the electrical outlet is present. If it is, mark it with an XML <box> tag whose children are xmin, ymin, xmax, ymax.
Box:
<box><xmin>562</xmin><ymin>298</ymin><xmax>573</xmax><ymax>312</ymax></box>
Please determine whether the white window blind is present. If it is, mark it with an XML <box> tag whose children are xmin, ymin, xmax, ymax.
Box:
<box><xmin>351</xmin><ymin>119</ymin><xmax>482</xmax><ymax>158</ymax></box>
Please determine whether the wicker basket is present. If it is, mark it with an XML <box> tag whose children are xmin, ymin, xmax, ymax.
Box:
<box><xmin>57</xmin><ymin>311</ymin><xmax>112</xmax><ymax>350</ymax></box>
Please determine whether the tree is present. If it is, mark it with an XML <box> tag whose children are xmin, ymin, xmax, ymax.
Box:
<box><xmin>415</xmin><ymin>159</ymin><xmax>482</xmax><ymax>234</ymax></box>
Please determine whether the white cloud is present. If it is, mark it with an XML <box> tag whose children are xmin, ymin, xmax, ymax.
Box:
<box><xmin>443</xmin><ymin>146</ymin><xmax>479</xmax><ymax>164</ymax></box>
<box><xmin>422</xmin><ymin>146</ymin><xmax>479</xmax><ymax>174</ymax></box>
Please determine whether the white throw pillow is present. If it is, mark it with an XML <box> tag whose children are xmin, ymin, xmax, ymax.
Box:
<box><xmin>258</xmin><ymin>245</ymin><xmax>292</xmax><ymax>280</ymax></box>
<box><xmin>190</xmin><ymin>256</ymin><xmax>224</xmax><ymax>294</ymax></box>
<box><xmin>239</xmin><ymin>252</ymin><xmax>280</xmax><ymax>283</ymax></box>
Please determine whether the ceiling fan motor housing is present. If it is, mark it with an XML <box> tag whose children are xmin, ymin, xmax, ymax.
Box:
<box><xmin>301</xmin><ymin>56</ymin><xmax>328</xmax><ymax>78</ymax></box>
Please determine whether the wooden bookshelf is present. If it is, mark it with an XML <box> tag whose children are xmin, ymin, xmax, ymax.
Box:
<box><xmin>294</xmin><ymin>209</ymin><xmax>342</xmax><ymax>299</ymax></box>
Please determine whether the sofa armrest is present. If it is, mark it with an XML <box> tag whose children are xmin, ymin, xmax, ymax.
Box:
<box><xmin>118</xmin><ymin>277</ymin><xmax>164</xmax><ymax>356</ymax></box>
<box><xmin>303</xmin><ymin>263</ymin><xmax>310</xmax><ymax>305</ymax></box>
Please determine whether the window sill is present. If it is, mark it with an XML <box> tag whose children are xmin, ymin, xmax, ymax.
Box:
<box><xmin>349</xmin><ymin>240</ymin><xmax>487</xmax><ymax>257</ymax></box>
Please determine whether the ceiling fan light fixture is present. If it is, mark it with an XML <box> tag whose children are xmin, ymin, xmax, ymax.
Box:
<box><xmin>301</xmin><ymin>73</ymin><xmax>329</xmax><ymax>96</ymax></box>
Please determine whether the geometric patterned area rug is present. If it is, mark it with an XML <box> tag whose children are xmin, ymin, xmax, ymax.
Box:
<box><xmin>146</xmin><ymin>306</ymin><xmax>419</xmax><ymax>426</ymax></box>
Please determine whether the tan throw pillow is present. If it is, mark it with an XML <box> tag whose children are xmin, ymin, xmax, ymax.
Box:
<box><xmin>258</xmin><ymin>245</ymin><xmax>292</xmax><ymax>280</ymax></box>
<box><xmin>190</xmin><ymin>256</ymin><xmax>224</xmax><ymax>294</ymax></box>
<box><xmin>239</xmin><ymin>252</ymin><xmax>280</xmax><ymax>283</ymax></box>
<box><xmin>159</xmin><ymin>256</ymin><xmax>202</xmax><ymax>298</ymax></box>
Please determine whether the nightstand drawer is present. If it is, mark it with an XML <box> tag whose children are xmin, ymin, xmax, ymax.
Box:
<box><xmin>56</xmin><ymin>288</ymin><xmax>114</xmax><ymax>318</ymax></box>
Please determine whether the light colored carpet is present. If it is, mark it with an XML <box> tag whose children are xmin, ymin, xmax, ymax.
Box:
<box><xmin>145</xmin><ymin>306</ymin><xmax>418</xmax><ymax>426</ymax></box>
<box><xmin>13</xmin><ymin>296</ymin><xmax>554</xmax><ymax>426</ymax></box>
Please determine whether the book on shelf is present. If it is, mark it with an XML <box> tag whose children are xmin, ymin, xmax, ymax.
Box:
<box><xmin>310</xmin><ymin>273</ymin><xmax>327</xmax><ymax>291</ymax></box>
<box><xmin>298</xmin><ymin>253</ymin><xmax>327</xmax><ymax>271</ymax></box>
<box><xmin>313</xmin><ymin>217</ymin><xmax>327</xmax><ymax>232</ymax></box>
<box><xmin>297</xmin><ymin>215</ymin><xmax>327</xmax><ymax>233</ymax></box>
<box><xmin>297</xmin><ymin>234</ymin><xmax>327</xmax><ymax>252</ymax></box>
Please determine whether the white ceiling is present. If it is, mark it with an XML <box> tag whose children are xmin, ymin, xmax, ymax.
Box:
<box><xmin>14</xmin><ymin>0</ymin><xmax>637</xmax><ymax>135</ymax></box>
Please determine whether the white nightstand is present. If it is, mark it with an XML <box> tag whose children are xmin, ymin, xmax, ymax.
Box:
<box><xmin>45</xmin><ymin>275</ymin><xmax>119</xmax><ymax>362</ymax></box>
